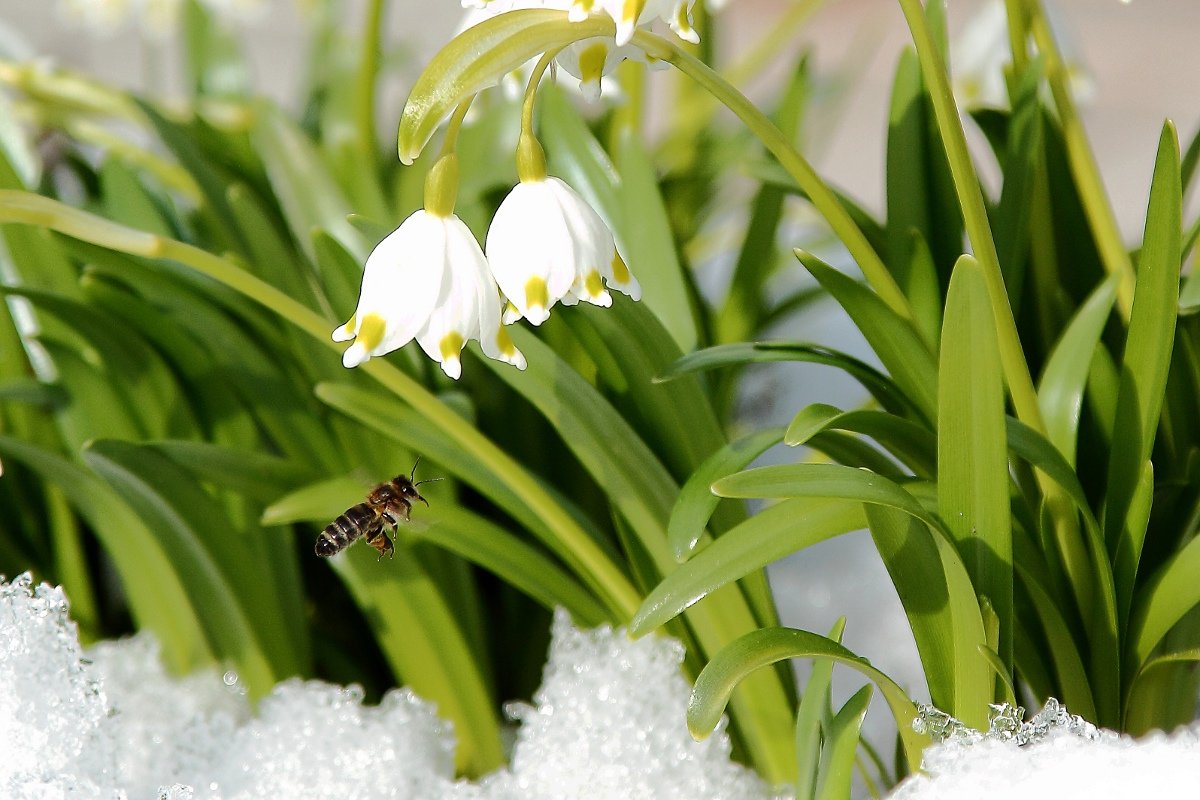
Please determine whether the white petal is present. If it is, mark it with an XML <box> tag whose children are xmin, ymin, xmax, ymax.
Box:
<box><xmin>486</xmin><ymin>180</ymin><xmax>576</xmax><ymax>324</ymax></box>
<box><xmin>335</xmin><ymin>210</ymin><xmax>448</xmax><ymax>366</ymax></box>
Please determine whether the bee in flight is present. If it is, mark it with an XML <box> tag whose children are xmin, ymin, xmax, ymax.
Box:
<box><xmin>315</xmin><ymin>461</ymin><xmax>438</xmax><ymax>560</ymax></box>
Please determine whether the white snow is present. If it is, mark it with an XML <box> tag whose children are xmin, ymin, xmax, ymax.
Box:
<box><xmin>889</xmin><ymin>699</ymin><xmax>1200</xmax><ymax>799</ymax></box>
<box><xmin>6</xmin><ymin>570</ymin><xmax>1200</xmax><ymax>800</ymax></box>
<box><xmin>0</xmin><ymin>573</ymin><xmax>772</xmax><ymax>800</ymax></box>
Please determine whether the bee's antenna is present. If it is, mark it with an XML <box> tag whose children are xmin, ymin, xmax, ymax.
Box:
<box><xmin>414</xmin><ymin>477</ymin><xmax>443</xmax><ymax>487</ymax></box>
<box><xmin>409</xmin><ymin>456</ymin><xmax>422</xmax><ymax>482</ymax></box>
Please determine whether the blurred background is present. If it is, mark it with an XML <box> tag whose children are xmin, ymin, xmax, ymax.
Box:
<box><xmin>2</xmin><ymin>0</ymin><xmax>1198</xmax><ymax>753</ymax></box>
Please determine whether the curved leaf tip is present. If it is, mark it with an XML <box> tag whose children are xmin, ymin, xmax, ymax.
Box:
<box><xmin>397</xmin><ymin>10</ymin><xmax>616</xmax><ymax>164</ymax></box>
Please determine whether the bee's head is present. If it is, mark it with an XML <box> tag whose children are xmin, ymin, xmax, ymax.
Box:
<box><xmin>394</xmin><ymin>475</ymin><xmax>428</xmax><ymax>507</ymax></box>
<box><xmin>401</xmin><ymin>457</ymin><xmax>440</xmax><ymax>506</ymax></box>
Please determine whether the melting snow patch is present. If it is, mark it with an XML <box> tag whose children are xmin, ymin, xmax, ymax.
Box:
<box><xmin>889</xmin><ymin>699</ymin><xmax>1200</xmax><ymax>799</ymax></box>
<box><xmin>0</xmin><ymin>574</ymin><xmax>774</xmax><ymax>799</ymax></box>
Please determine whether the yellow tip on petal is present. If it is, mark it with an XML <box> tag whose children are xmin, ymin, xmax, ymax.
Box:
<box><xmin>495</xmin><ymin>327</ymin><xmax>527</xmax><ymax>369</ymax></box>
<box><xmin>584</xmin><ymin>269</ymin><xmax>605</xmax><ymax>298</ymax></box>
<box><xmin>578</xmin><ymin>41</ymin><xmax>609</xmax><ymax>86</ymax></box>
<box><xmin>439</xmin><ymin>331</ymin><xmax>465</xmax><ymax>362</ymax></box>
<box><xmin>356</xmin><ymin>313</ymin><xmax>386</xmax><ymax>353</ymax></box>
<box><xmin>611</xmin><ymin>252</ymin><xmax>632</xmax><ymax>284</ymax></box>
<box><xmin>496</xmin><ymin>326</ymin><xmax>518</xmax><ymax>358</ymax></box>
<box><xmin>525</xmin><ymin>277</ymin><xmax>550</xmax><ymax>325</ymax></box>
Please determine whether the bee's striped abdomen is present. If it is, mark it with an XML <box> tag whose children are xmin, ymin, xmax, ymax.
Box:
<box><xmin>315</xmin><ymin>503</ymin><xmax>378</xmax><ymax>557</ymax></box>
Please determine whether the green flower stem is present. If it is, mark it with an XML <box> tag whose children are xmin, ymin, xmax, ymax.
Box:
<box><xmin>894</xmin><ymin>0</ymin><xmax>1044</xmax><ymax>435</ymax></box>
<box><xmin>423</xmin><ymin>101</ymin><xmax>473</xmax><ymax>216</ymax></box>
<box><xmin>1003</xmin><ymin>0</ymin><xmax>1028</xmax><ymax>76</ymax></box>
<box><xmin>0</xmin><ymin>190</ymin><xmax>643</xmax><ymax>623</ymax></box>
<box><xmin>1023</xmin><ymin>0</ymin><xmax>1135</xmax><ymax>321</ymax></box>
<box><xmin>630</xmin><ymin>31</ymin><xmax>915</xmax><ymax>325</ymax></box>
<box><xmin>353</xmin><ymin>0</ymin><xmax>386</xmax><ymax>160</ymax></box>
<box><xmin>516</xmin><ymin>50</ymin><xmax>559</xmax><ymax>182</ymax></box>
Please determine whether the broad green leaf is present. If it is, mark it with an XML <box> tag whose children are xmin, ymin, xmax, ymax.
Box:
<box><xmin>815</xmin><ymin>685</ymin><xmax>873</xmax><ymax>800</ymax></box>
<box><xmin>904</xmin><ymin>229</ymin><xmax>942</xmax><ymax>348</ymax></box>
<box><xmin>785</xmin><ymin>403</ymin><xmax>937</xmax><ymax>477</ymax></box>
<box><xmin>991</xmin><ymin>58</ymin><xmax>1043</xmax><ymax>312</ymax></box>
<box><xmin>262</xmin><ymin>475</ymin><xmax>363</xmax><ymax>525</ymax></box>
<box><xmin>660</xmin><ymin>341</ymin><xmax>921</xmax><ymax>420</ymax></box>
<box><xmin>863</xmin><ymin>502</ymin><xmax>990</xmax><ymax>727</ymax></box>
<box><xmin>885</xmin><ymin>48</ymin><xmax>930</xmax><ymax>285</ymax></box>
<box><xmin>668</xmin><ymin>427</ymin><xmax>784</xmax><ymax>561</ymax></box>
<box><xmin>797</xmin><ymin>249</ymin><xmax>937</xmax><ymax>423</ymax></box>
<box><xmin>226</xmin><ymin>183</ymin><xmax>318</xmax><ymax>306</ymax></box>
<box><xmin>398</xmin><ymin>10</ymin><xmax>617</xmax><ymax>163</ymax></box>
<box><xmin>1104</xmin><ymin>123</ymin><xmax>1181</xmax><ymax>575</ymax></box>
<box><xmin>716</xmin><ymin>182</ymin><xmax>787</xmax><ymax>345</ymax></box>
<box><xmin>43</xmin><ymin>484</ymin><xmax>99</xmax><ymax>641</ymax></box>
<box><xmin>1124</xmin><ymin>648</ymin><xmax>1200</xmax><ymax>732</ymax></box>
<box><xmin>937</xmin><ymin>255</ymin><xmax>1012</xmax><ymax>670</ymax></box>
<box><xmin>406</xmin><ymin>507</ymin><xmax>609</xmax><ymax>626</ymax></box>
<box><xmin>145</xmin><ymin>440</ymin><xmax>315</xmax><ymax>504</ymax></box>
<box><xmin>687</xmin><ymin>627</ymin><xmax>926</xmax><ymax>772</ymax></box>
<box><xmin>713</xmin><ymin>463</ymin><xmax>940</xmax><ymax>531</ymax></box>
<box><xmin>1114</xmin><ymin>460</ymin><xmax>1154</xmax><ymax>625</ymax></box>
<box><xmin>1037</xmin><ymin>273</ymin><xmax>1119</xmax><ymax>465</ymax></box>
<box><xmin>37</xmin><ymin>340</ymin><xmax>143</xmax><ymax>453</ymax></box>
<box><xmin>1129</xmin><ymin>532</ymin><xmax>1200</xmax><ymax>671</ymax></box>
<box><xmin>632</xmin><ymin>497</ymin><xmax>867</xmax><ymax>636</ymax></box>
<box><xmin>0</xmin><ymin>378</ymin><xmax>63</xmax><ymax>406</ymax></box>
<box><xmin>98</xmin><ymin>158</ymin><xmax>176</xmax><ymax>238</ymax></box>
<box><xmin>1015</xmin><ymin>562</ymin><xmax>1097</xmax><ymax>720</ymax></box>
<box><xmin>806</xmin><ymin>431</ymin><xmax>906</xmax><ymax>478</ymax></box>
<box><xmin>566</xmin><ymin>302</ymin><xmax>774</xmax><ymax>616</ymax></box>
<box><xmin>136</xmin><ymin>103</ymin><xmax>245</xmax><ymax>256</ymax></box>
<box><xmin>611</xmin><ymin>128</ymin><xmax>699</xmax><ymax>353</ymax></box>
<box><xmin>79</xmin><ymin>273</ymin><xmax>261</xmax><ymax>449</ymax></box>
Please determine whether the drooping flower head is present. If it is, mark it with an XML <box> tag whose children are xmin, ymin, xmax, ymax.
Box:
<box><xmin>485</xmin><ymin>133</ymin><xmax>640</xmax><ymax>326</ymax></box>
<box><xmin>334</xmin><ymin>154</ymin><xmax>525</xmax><ymax>378</ymax></box>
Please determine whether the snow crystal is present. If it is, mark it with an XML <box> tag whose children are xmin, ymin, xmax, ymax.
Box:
<box><xmin>891</xmin><ymin>698</ymin><xmax>1200</xmax><ymax>799</ymax></box>
<box><xmin>486</xmin><ymin>609</ymin><xmax>774</xmax><ymax>800</ymax></box>
<box><xmin>0</xmin><ymin>573</ymin><xmax>114</xmax><ymax>798</ymax></box>
<box><xmin>0</xmin><ymin>574</ymin><xmax>775</xmax><ymax>799</ymax></box>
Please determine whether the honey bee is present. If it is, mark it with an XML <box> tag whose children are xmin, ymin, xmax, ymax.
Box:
<box><xmin>315</xmin><ymin>461</ymin><xmax>437</xmax><ymax>559</ymax></box>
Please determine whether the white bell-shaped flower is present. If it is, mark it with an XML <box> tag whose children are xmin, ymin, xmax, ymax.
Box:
<box><xmin>486</xmin><ymin>174</ymin><xmax>640</xmax><ymax>326</ymax></box>
<box><xmin>333</xmin><ymin>210</ymin><xmax>526</xmax><ymax>378</ymax></box>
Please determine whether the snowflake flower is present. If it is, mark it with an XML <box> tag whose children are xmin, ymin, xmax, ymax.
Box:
<box><xmin>333</xmin><ymin>210</ymin><xmax>525</xmax><ymax>378</ymax></box>
<box><xmin>486</xmin><ymin>173</ymin><xmax>640</xmax><ymax>326</ymax></box>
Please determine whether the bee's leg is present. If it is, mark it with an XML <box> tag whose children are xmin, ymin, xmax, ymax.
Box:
<box><xmin>364</xmin><ymin>523</ymin><xmax>395</xmax><ymax>560</ymax></box>
<box><xmin>364</xmin><ymin>520</ymin><xmax>398</xmax><ymax>563</ymax></box>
